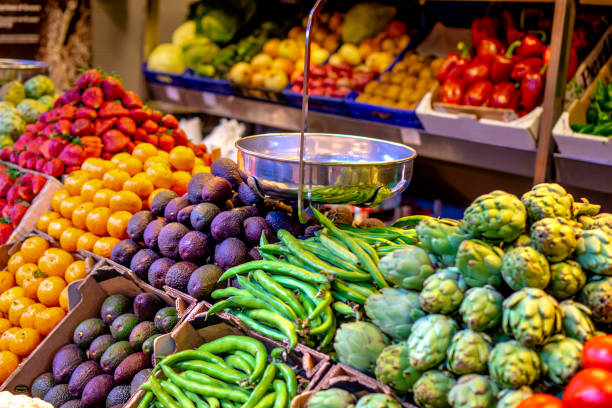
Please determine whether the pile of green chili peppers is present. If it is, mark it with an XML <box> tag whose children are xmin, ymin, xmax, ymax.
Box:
<box><xmin>138</xmin><ymin>336</ymin><xmax>297</xmax><ymax>408</ymax></box>
<box><xmin>571</xmin><ymin>78</ymin><xmax>612</xmax><ymax>137</ymax></box>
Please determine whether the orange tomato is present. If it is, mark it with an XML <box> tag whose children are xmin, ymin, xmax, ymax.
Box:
<box><xmin>76</xmin><ymin>233</ymin><xmax>99</xmax><ymax>252</ymax></box>
<box><xmin>0</xmin><ymin>272</ymin><xmax>14</xmax><ymax>294</ymax></box>
<box><xmin>148</xmin><ymin>188</ymin><xmax>167</xmax><ymax>209</ymax></box>
<box><xmin>38</xmin><ymin>248</ymin><xmax>73</xmax><ymax>278</ymax></box>
<box><xmin>110</xmin><ymin>152</ymin><xmax>131</xmax><ymax>164</ymax></box>
<box><xmin>0</xmin><ymin>319</ymin><xmax>11</xmax><ymax>335</ymax></box>
<box><xmin>80</xmin><ymin>179</ymin><xmax>104</xmax><ymax>202</ymax></box>
<box><xmin>85</xmin><ymin>207</ymin><xmax>112</xmax><ymax>236</ymax></box>
<box><xmin>81</xmin><ymin>158</ymin><xmax>110</xmax><ymax>179</ymax></box>
<box><xmin>106</xmin><ymin>211</ymin><xmax>132</xmax><ymax>239</ymax></box>
<box><xmin>109</xmin><ymin>191</ymin><xmax>142</xmax><ymax>213</ymax></box>
<box><xmin>47</xmin><ymin>219</ymin><xmax>73</xmax><ymax>241</ymax></box>
<box><xmin>59</xmin><ymin>228</ymin><xmax>85</xmax><ymax>252</ymax></box>
<box><xmin>64</xmin><ymin>260</ymin><xmax>86</xmax><ymax>283</ymax></box>
<box><xmin>156</xmin><ymin>150</ymin><xmax>169</xmax><ymax>159</ymax></box>
<box><xmin>36</xmin><ymin>211</ymin><xmax>61</xmax><ymax>233</ymax></box>
<box><xmin>194</xmin><ymin>157</ymin><xmax>204</xmax><ymax>167</ymax></box>
<box><xmin>116</xmin><ymin>156</ymin><xmax>142</xmax><ymax>176</ymax></box>
<box><xmin>93</xmin><ymin>237</ymin><xmax>120</xmax><ymax>258</ymax></box>
<box><xmin>171</xmin><ymin>171</ymin><xmax>191</xmax><ymax>196</ymax></box>
<box><xmin>18</xmin><ymin>303</ymin><xmax>45</xmax><ymax>329</ymax></box>
<box><xmin>0</xmin><ymin>328</ymin><xmax>19</xmax><ymax>351</ymax></box>
<box><xmin>123</xmin><ymin>177</ymin><xmax>154</xmax><ymax>198</ymax></box>
<box><xmin>169</xmin><ymin>146</ymin><xmax>196</xmax><ymax>171</ymax></box>
<box><xmin>147</xmin><ymin>165</ymin><xmax>173</xmax><ymax>189</ymax></box>
<box><xmin>132</xmin><ymin>143</ymin><xmax>158</xmax><ymax>163</ymax></box>
<box><xmin>21</xmin><ymin>275</ymin><xmax>44</xmax><ymax>300</ymax></box>
<box><xmin>144</xmin><ymin>156</ymin><xmax>169</xmax><ymax>171</ymax></box>
<box><xmin>92</xmin><ymin>188</ymin><xmax>115</xmax><ymax>208</ymax></box>
<box><xmin>103</xmin><ymin>169</ymin><xmax>130</xmax><ymax>191</ymax></box>
<box><xmin>37</xmin><ymin>277</ymin><xmax>66</xmax><ymax>307</ymax></box>
<box><xmin>8</xmin><ymin>296</ymin><xmax>35</xmax><ymax>325</ymax></box>
<box><xmin>20</xmin><ymin>237</ymin><xmax>49</xmax><ymax>264</ymax></box>
<box><xmin>7</xmin><ymin>252</ymin><xmax>24</xmax><ymax>275</ymax></box>
<box><xmin>59</xmin><ymin>196</ymin><xmax>83</xmax><ymax>220</ymax></box>
<box><xmin>64</xmin><ymin>170</ymin><xmax>90</xmax><ymax>196</ymax></box>
<box><xmin>15</xmin><ymin>263</ymin><xmax>38</xmax><ymax>287</ymax></box>
<box><xmin>72</xmin><ymin>202</ymin><xmax>96</xmax><ymax>230</ymax></box>
<box><xmin>34</xmin><ymin>307</ymin><xmax>65</xmax><ymax>336</ymax></box>
<box><xmin>59</xmin><ymin>286</ymin><xmax>69</xmax><ymax>311</ymax></box>
<box><xmin>51</xmin><ymin>189</ymin><xmax>70</xmax><ymax>213</ymax></box>
<box><xmin>0</xmin><ymin>350</ymin><xmax>19</xmax><ymax>382</ymax></box>
<box><xmin>0</xmin><ymin>288</ymin><xmax>25</xmax><ymax>314</ymax></box>
<box><xmin>9</xmin><ymin>327</ymin><xmax>40</xmax><ymax>357</ymax></box>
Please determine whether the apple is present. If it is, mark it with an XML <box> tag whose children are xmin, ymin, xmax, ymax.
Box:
<box><xmin>312</xmin><ymin>27</ymin><xmax>327</xmax><ymax>43</ymax></box>
<box><xmin>339</xmin><ymin>44</ymin><xmax>362</xmax><ymax>66</ymax></box>
<box><xmin>228</xmin><ymin>62</ymin><xmax>252</xmax><ymax>86</ymax></box>
<box><xmin>311</xmin><ymin>87</ymin><xmax>325</xmax><ymax>96</ymax></box>
<box><xmin>336</xmin><ymin>77</ymin><xmax>354</xmax><ymax>89</ymax></box>
<box><xmin>323</xmin><ymin>34</ymin><xmax>340</xmax><ymax>52</ymax></box>
<box><xmin>288</xmin><ymin>26</ymin><xmax>303</xmax><ymax>40</ymax></box>
<box><xmin>278</xmin><ymin>39</ymin><xmax>300</xmax><ymax>62</ymax></box>
<box><xmin>324</xmin><ymin>86</ymin><xmax>335</xmax><ymax>96</ymax></box>
<box><xmin>263</xmin><ymin>69</ymin><xmax>288</xmax><ymax>92</ymax></box>
<box><xmin>328</xmin><ymin>12</ymin><xmax>343</xmax><ymax>33</ymax></box>
<box><xmin>290</xmin><ymin>84</ymin><xmax>301</xmax><ymax>93</ymax></box>
<box><xmin>311</xmin><ymin>48</ymin><xmax>330</xmax><ymax>66</ymax></box>
<box><xmin>310</xmin><ymin>65</ymin><xmax>326</xmax><ymax>78</ymax></box>
<box><xmin>251</xmin><ymin>53</ymin><xmax>274</xmax><ymax>71</ymax></box>
<box><xmin>366</xmin><ymin>52</ymin><xmax>395</xmax><ymax>73</ymax></box>
<box><xmin>263</xmin><ymin>38</ymin><xmax>280</xmax><ymax>58</ymax></box>
<box><xmin>353</xmin><ymin>71</ymin><xmax>375</xmax><ymax>89</ymax></box>
<box><xmin>328</xmin><ymin>54</ymin><xmax>345</xmax><ymax>69</ymax></box>
<box><xmin>272</xmin><ymin>58</ymin><xmax>294</xmax><ymax>76</ymax></box>
<box><xmin>331</xmin><ymin>87</ymin><xmax>351</xmax><ymax>98</ymax></box>
<box><xmin>251</xmin><ymin>71</ymin><xmax>266</xmax><ymax>87</ymax></box>
<box><xmin>310</xmin><ymin>78</ymin><xmax>324</xmax><ymax>88</ymax></box>
<box><xmin>322</xmin><ymin>77</ymin><xmax>336</xmax><ymax>87</ymax></box>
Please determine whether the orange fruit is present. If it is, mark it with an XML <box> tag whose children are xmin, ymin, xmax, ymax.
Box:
<box><xmin>156</xmin><ymin>150</ymin><xmax>169</xmax><ymax>159</ymax></box>
<box><xmin>107</xmin><ymin>211</ymin><xmax>132</xmax><ymax>239</ymax></box>
<box><xmin>123</xmin><ymin>177</ymin><xmax>154</xmax><ymax>198</ymax></box>
<box><xmin>111</xmin><ymin>152</ymin><xmax>132</xmax><ymax>164</ymax></box>
<box><xmin>15</xmin><ymin>263</ymin><xmax>38</xmax><ymax>287</ymax></box>
<box><xmin>81</xmin><ymin>158</ymin><xmax>110</xmax><ymax>179</ymax></box>
<box><xmin>92</xmin><ymin>188</ymin><xmax>115</xmax><ymax>208</ymax></box>
<box><xmin>47</xmin><ymin>219</ymin><xmax>73</xmax><ymax>241</ymax></box>
<box><xmin>171</xmin><ymin>171</ymin><xmax>191</xmax><ymax>196</ymax></box>
<box><xmin>72</xmin><ymin>202</ymin><xmax>96</xmax><ymax>229</ymax></box>
<box><xmin>59</xmin><ymin>228</ymin><xmax>85</xmax><ymax>252</ymax></box>
<box><xmin>34</xmin><ymin>307</ymin><xmax>65</xmax><ymax>336</ymax></box>
<box><xmin>76</xmin><ymin>233</ymin><xmax>99</xmax><ymax>252</ymax></box>
<box><xmin>59</xmin><ymin>287</ymin><xmax>69</xmax><ymax>311</ymax></box>
<box><xmin>64</xmin><ymin>170</ymin><xmax>90</xmax><ymax>196</ymax></box>
<box><xmin>37</xmin><ymin>277</ymin><xmax>66</xmax><ymax>307</ymax></box>
<box><xmin>8</xmin><ymin>296</ymin><xmax>35</xmax><ymax>325</ymax></box>
<box><xmin>86</xmin><ymin>207</ymin><xmax>112</xmax><ymax>236</ymax></box>
<box><xmin>103</xmin><ymin>169</ymin><xmax>130</xmax><ymax>191</ymax></box>
<box><xmin>20</xmin><ymin>237</ymin><xmax>50</xmax><ymax>264</ymax></box>
<box><xmin>51</xmin><ymin>189</ymin><xmax>70</xmax><ymax>213</ymax></box>
<box><xmin>21</xmin><ymin>275</ymin><xmax>44</xmax><ymax>300</ymax></box>
<box><xmin>38</xmin><ymin>248</ymin><xmax>73</xmax><ymax>278</ymax></box>
<box><xmin>59</xmin><ymin>196</ymin><xmax>83</xmax><ymax>220</ymax></box>
<box><xmin>169</xmin><ymin>146</ymin><xmax>195</xmax><ymax>171</ymax></box>
<box><xmin>0</xmin><ymin>350</ymin><xmax>19</xmax><ymax>382</ymax></box>
<box><xmin>36</xmin><ymin>211</ymin><xmax>61</xmax><ymax>233</ymax></box>
<box><xmin>109</xmin><ymin>191</ymin><xmax>142</xmax><ymax>213</ymax></box>
<box><xmin>194</xmin><ymin>157</ymin><xmax>204</xmax><ymax>167</ymax></box>
<box><xmin>93</xmin><ymin>237</ymin><xmax>120</xmax><ymax>258</ymax></box>
<box><xmin>0</xmin><ymin>272</ymin><xmax>14</xmax><ymax>294</ymax></box>
<box><xmin>148</xmin><ymin>188</ymin><xmax>167</xmax><ymax>209</ymax></box>
<box><xmin>80</xmin><ymin>179</ymin><xmax>104</xmax><ymax>202</ymax></box>
<box><xmin>144</xmin><ymin>156</ymin><xmax>169</xmax><ymax>170</ymax></box>
<box><xmin>7</xmin><ymin>252</ymin><xmax>25</xmax><ymax>275</ymax></box>
<box><xmin>192</xmin><ymin>165</ymin><xmax>211</xmax><ymax>176</ymax></box>
<box><xmin>9</xmin><ymin>327</ymin><xmax>40</xmax><ymax>357</ymax></box>
<box><xmin>132</xmin><ymin>143</ymin><xmax>158</xmax><ymax>163</ymax></box>
<box><xmin>0</xmin><ymin>319</ymin><xmax>11</xmax><ymax>335</ymax></box>
<box><xmin>0</xmin><ymin>328</ymin><xmax>19</xmax><ymax>351</ymax></box>
<box><xmin>0</xmin><ymin>288</ymin><xmax>25</xmax><ymax>314</ymax></box>
<box><xmin>147</xmin><ymin>165</ymin><xmax>173</xmax><ymax>189</ymax></box>
<box><xmin>64</xmin><ymin>260</ymin><xmax>86</xmax><ymax>283</ymax></box>
<box><xmin>116</xmin><ymin>156</ymin><xmax>142</xmax><ymax>176</ymax></box>
<box><xmin>18</xmin><ymin>303</ymin><xmax>45</xmax><ymax>329</ymax></box>
<box><xmin>132</xmin><ymin>172</ymin><xmax>148</xmax><ymax>181</ymax></box>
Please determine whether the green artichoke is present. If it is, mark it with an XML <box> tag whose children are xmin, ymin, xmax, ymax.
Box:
<box><xmin>501</xmin><ymin>246</ymin><xmax>550</xmax><ymax>291</ymax></box>
<box><xmin>580</xmin><ymin>275</ymin><xmax>612</xmax><ymax>323</ymax></box>
<box><xmin>573</xmin><ymin>198</ymin><xmax>601</xmax><ymax>218</ymax></box>
<box><xmin>575</xmin><ymin>229</ymin><xmax>612</xmax><ymax>275</ymax></box>
<box><xmin>365</xmin><ymin>288</ymin><xmax>425</xmax><ymax>341</ymax></box>
<box><xmin>521</xmin><ymin>183</ymin><xmax>574</xmax><ymax>223</ymax></box>
<box><xmin>539</xmin><ymin>335</ymin><xmax>582</xmax><ymax>385</ymax></box>
<box><xmin>448</xmin><ymin>374</ymin><xmax>498</xmax><ymax>408</ymax></box>
<box><xmin>502</xmin><ymin>288</ymin><xmax>561</xmax><ymax>347</ymax></box>
<box><xmin>355</xmin><ymin>394</ymin><xmax>401</xmax><ymax>408</ymax></box>
<box><xmin>0</xmin><ymin>101</ymin><xmax>14</xmax><ymax>113</ymax></box>
<box><xmin>378</xmin><ymin>246</ymin><xmax>435</xmax><ymax>290</ymax></box>
<box><xmin>559</xmin><ymin>300</ymin><xmax>596</xmax><ymax>343</ymax></box>
<box><xmin>446</xmin><ymin>330</ymin><xmax>491</xmax><ymax>375</ymax></box>
<box><xmin>375</xmin><ymin>343</ymin><xmax>421</xmax><ymax>394</ymax></box>
<box><xmin>37</xmin><ymin>95</ymin><xmax>55</xmax><ymax>109</ymax></box>
<box><xmin>462</xmin><ymin>191</ymin><xmax>526</xmax><ymax>242</ymax></box>
<box><xmin>455</xmin><ymin>240</ymin><xmax>504</xmax><ymax>288</ymax></box>
<box><xmin>0</xmin><ymin>80</ymin><xmax>25</xmax><ymax>105</ymax></box>
<box><xmin>23</xmin><ymin>75</ymin><xmax>55</xmax><ymax>99</ymax></box>
<box><xmin>548</xmin><ymin>260</ymin><xmax>586</xmax><ymax>300</ymax></box>
<box><xmin>419</xmin><ymin>268</ymin><xmax>467</xmax><ymax>314</ymax></box>
<box><xmin>307</xmin><ymin>389</ymin><xmax>356</xmax><ymax>408</ymax></box>
<box><xmin>488</xmin><ymin>341</ymin><xmax>540</xmax><ymax>389</ymax></box>
<box><xmin>507</xmin><ymin>234</ymin><xmax>532</xmax><ymax>251</ymax></box>
<box><xmin>530</xmin><ymin>217</ymin><xmax>577</xmax><ymax>262</ymax></box>
<box><xmin>408</xmin><ymin>314</ymin><xmax>458</xmax><ymax>371</ymax></box>
<box><xmin>16</xmin><ymin>98</ymin><xmax>47</xmax><ymax>124</ymax></box>
<box><xmin>416</xmin><ymin>218</ymin><xmax>471</xmax><ymax>267</ymax></box>
<box><xmin>0</xmin><ymin>109</ymin><xmax>25</xmax><ymax>139</ymax></box>
<box><xmin>459</xmin><ymin>285</ymin><xmax>503</xmax><ymax>332</ymax></box>
<box><xmin>496</xmin><ymin>387</ymin><xmax>533</xmax><ymax>408</ymax></box>
<box><xmin>334</xmin><ymin>322</ymin><xmax>389</xmax><ymax>374</ymax></box>
<box><xmin>413</xmin><ymin>370</ymin><xmax>455</xmax><ymax>408</ymax></box>
<box><xmin>588</xmin><ymin>213</ymin><xmax>612</xmax><ymax>235</ymax></box>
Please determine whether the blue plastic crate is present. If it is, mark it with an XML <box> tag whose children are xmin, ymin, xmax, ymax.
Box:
<box><xmin>141</xmin><ymin>64</ymin><xmax>186</xmax><ymax>88</ymax></box>
<box><xmin>282</xmin><ymin>86</ymin><xmax>350</xmax><ymax>116</ymax></box>
<box><xmin>181</xmin><ymin>69</ymin><xmax>234</xmax><ymax>96</ymax></box>
<box><xmin>345</xmin><ymin>91</ymin><xmax>423</xmax><ymax>128</ymax></box>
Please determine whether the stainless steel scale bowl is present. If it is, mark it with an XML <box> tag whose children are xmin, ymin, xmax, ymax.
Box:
<box><xmin>0</xmin><ymin>59</ymin><xmax>48</xmax><ymax>85</ymax></box>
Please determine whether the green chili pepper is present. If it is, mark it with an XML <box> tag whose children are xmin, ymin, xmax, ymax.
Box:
<box><xmin>273</xmin><ymin>362</ymin><xmax>298</xmax><ymax>398</ymax></box>
<box><xmin>231</xmin><ymin>310</ymin><xmax>287</xmax><ymax>343</ymax></box>
<box><xmin>225</xmin><ymin>354</ymin><xmax>254</xmax><ymax>375</ymax></box>
<box><xmin>148</xmin><ymin>374</ymin><xmax>181</xmax><ymax>408</ymax></box>
<box><xmin>161</xmin><ymin>380</ymin><xmax>196</xmax><ymax>408</ymax></box>
<box><xmin>160</xmin><ymin>365</ymin><xmax>249</xmax><ymax>402</ymax></box>
<box><xmin>208</xmin><ymin>296</ymin><xmax>272</xmax><ymax>318</ymax></box>
<box><xmin>272</xmin><ymin>379</ymin><xmax>288</xmax><ymax>408</ymax></box>
<box><xmin>234</xmin><ymin>350</ymin><xmax>256</xmax><ymax>371</ymax></box>
<box><xmin>237</xmin><ymin>275</ymin><xmax>300</xmax><ymax>321</ymax></box>
<box><xmin>137</xmin><ymin>391</ymin><xmax>154</xmax><ymax>408</ymax></box>
<box><xmin>301</xmin><ymin>241</ymin><xmax>369</xmax><ymax>277</ymax></box>
<box><xmin>252</xmin><ymin>269</ymin><xmax>308</xmax><ymax>319</ymax></box>
<box><xmin>332</xmin><ymin>301</ymin><xmax>358</xmax><ymax>317</ymax></box>
<box><xmin>172</xmin><ymin>360</ymin><xmax>244</xmax><ymax>383</ymax></box>
<box><xmin>318</xmin><ymin>231</ymin><xmax>359</xmax><ymax>264</ymax></box>
<box><xmin>211</xmin><ymin>287</ymin><xmax>251</xmax><ymax>299</ymax></box>
<box><xmin>185</xmin><ymin>390</ymin><xmax>210</xmax><ymax>408</ymax></box>
<box><xmin>319</xmin><ymin>313</ymin><xmax>337</xmax><ymax>349</ymax></box>
<box><xmin>331</xmin><ymin>280</ymin><xmax>367</xmax><ymax>304</ymax></box>
<box><xmin>242</xmin><ymin>364</ymin><xmax>277</xmax><ymax>408</ymax></box>
<box><xmin>254</xmin><ymin>393</ymin><xmax>277</xmax><ymax>408</ymax></box>
<box><xmin>220</xmin><ymin>260</ymin><xmax>328</xmax><ymax>284</ymax></box>
<box><xmin>197</xmin><ymin>335</ymin><xmax>268</xmax><ymax>383</ymax></box>
<box><xmin>303</xmin><ymin>289</ymin><xmax>332</xmax><ymax>327</ymax></box>
<box><xmin>299</xmin><ymin>292</ymin><xmax>322</xmax><ymax>328</ymax></box>
<box><xmin>206</xmin><ymin>397</ymin><xmax>220</xmax><ymax>408</ymax></box>
<box><xmin>308</xmin><ymin>305</ymin><xmax>335</xmax><ymax>335</ymax></box>
<box><xmin>247</xmin><ymin>309</ymin><xmax>298</xmax><ymax>349</ymax></box>
<box><xmin>341</xmin><ymin>281</ymin><xmax>378</xmax><ymax>298</ymax></box>
<box><xmin>593</xmin><ymin>121</ymin><xmax>612</xmax><ymax>136</ymax></box>
<box><xmin>155</xmin><ymin>350</ymin><xmax>228</xmax><ymax>371</ymax></box>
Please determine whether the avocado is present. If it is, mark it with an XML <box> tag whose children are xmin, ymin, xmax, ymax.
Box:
<box><xmin>129</xmin><ymin>321</ymin><xmax>157</xmax><ymax>349</ymax></box>
<box><xmin>130</xmin><ymin>369</ymin><xmax>151</xmax><ymax>396</ymax></box>
<box><xmin>158</xmin><ymin>222</ymin><xmax>190</xmax><ymax>259</ymax></box>
<box><xmin>177</xmin><ymin>205</ymin><xmax>194</xmax><ymax>228</ymax></box>
<box><xmin>165</xmin><ymin>261</ymin><xmax>197</xmax><ymax>292</ymax></box>
<box><xmin>31</xmin><ymin>372</ymin><xmax>56</xmax><ymax>399</ymax></box>
<box><xmin>215</xmin><ymin>238</ymin><xmax>248</xmax><ymax>270</ymax></box>
<box><xmin>187</xmin><ymin>264</ymin><xmax>224</xmax><ymax>300</ymax></box>
<box><xmin>190</xmin><ymin>202</ymin><xmax>220</xmax><ymax>231</ymax></box>
<box><xmin>68</xmin><ymin>360</ymin><xmax>103</xmax><ymax>398</ymax></box>
<box><xmin>239</xmin><ymin>169</ymin><xmax>248</xmax><ymax>183</ymax></box>
<box><xmin>110</xmin><ymin>239</ymin><xmax>141</xmax><ymax>267</ymax></box>
<box><xmin>44</xmin><ymin>384</ymin><xmax>72</xmax><ymax>407</ymax></box>
<box><xmin>358</xmin><ymin>218</ymin><xmax>385</xmax><ymax>227</ymax></box>
<box><xmin>154</xmin><ymin>307</ymin><xmax>178</xmax><ymax>333</ymax></box>
<box><xmin>147</xmin><ymin>257</ymin><xmax>176</xmax><ymax>289</ymax></box>
<box><xmin>187</xmin><ymin>173</ymin><xmax>213</xmax><ymax>204</ymax></box>
<box><xmin>210</xmin><ymin>210</ymin><xmax>242</xmax><ymax>242</ymax></box>
<box><xmin>164</xmin><ymin>197</ymin><xmax>190</xmax><ymax>222</ymax></box>
<box><xmin>230</xmin><ymin>192</ymin><xmax>242</xmax><ymax>208</ymax></box>
<box><xmin>248</xmin><ymin>247</ymin><xmax>263</xmax><ymax>260</ymax></box>
<box><xmin>243</xmin><ymin>217</ymin><xmax>272</xmax><ymax>246</ymax></box>
<box><xmin>88</xmin><ymin>334</ymin><xmax>115</xmax><ymax>362</ymax></box>
<box><xmin>221</xmin><ymin>199</ymin><xmax>234</xmax><ymax>211</ymax></box>
<box><xmin>237</xmin><ymin>182</ymin><xmax>261</xmax><ymax>206</ymax></box>
<box><xmin>60</xmin><ymin>400</ymin><xmax>85</xmax><ymax>408</ymax></box>
<box><xmin>133</xmin><ymin>293</ymin><xmax>164</xmax><ymax>321</ymax></box>
<box><xmin>143</xmin><ymin>219</ymin><xmax>168</xmax><ymax>251</ymax></box>
<box><xmin>114</xmin><ymin>352</ymin><xmax>150</xmax><ymax>384</ymax></box>
<box><xmin>179</xmin><ymin>231</ymin><xmax>213</xmax><ymax>263</ymax></box>
<box><xmin>127</xmin><ymin>211</ymin><xmax>155</xmax><ymax>242</ymax></box>
<box><xmin>326</xmin><ymin>206</ymin><xmax>353</xmax><ymax>225</ymax></box>
<box><xmin>52</xmin><ymin>344</ymin><xmax>86</xmax><ymax>383</ymax></box>
<box><xmin>100</xmin><ymin>341</ymin><xmax>132</xmax><ymax>373</ymax></box>
<box><xmin>141</xmin><ymin>334</ymin><xmax>161</xmax><ymax>355</ymax></box>
<box><xmin>211</xmin><ymin>158</ymin><xmax>242</xmax><ymax>189</ymax></box>
<box><xmin>74</xmin><ymin>318</ymin><xmax>107</xmax><ymax>349</ymax></box>
<box><xmin>130</xmin><ymin>248</ymin><xmax>160</xmax><ymax>281</ymax></box>
<box><xmin>81</xmin><ymin>374</ymin><xmax>115</xmax><ymax>407</ymax></box>
<box><xmin>106</xmin><ymin>385</ymin><xmax>131</xmax><ymax>407</ymax></box>
<box><xmin>150</xmin><ymin>190</ymin><xmax>178</xmax><ymax>217</ymax></box>
<box><xmin>201</xmin><ymin>176</ymin><xmax>232</xmax><ymax>203</ymax></box>
<box><xmin>233</xmin><ymin>206</ymin><xmax>258</xmax><ymax>222</ymax></box>
<box><xmin>100</xmin><ymin>294</ymin><xmax>132</xmax><ymax>325</ymax></box>
<box><xmin>266</xmin><ymin>211</ymin><xmax>300</xmax><ymax>237</ymax></box>
<box><xmin>304</xmin><ymin>225</ymin><xmax>322</xmax><ymax>238</ymax></box>
<box><xmin>110</xmin><ymin>313</ymin><xmax>139</xmax><ymax>341</ymax></box>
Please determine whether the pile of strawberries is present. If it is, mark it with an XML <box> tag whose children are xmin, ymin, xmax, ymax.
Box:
<box><xmin>0</xmin><ymin>165</ymin><xmax>47</xmax><ymax>243</ymax></box>
<box><xmin>1</xmin><ymin>68</ymin><xmax>206</xmax><ymax>177</ymax></box>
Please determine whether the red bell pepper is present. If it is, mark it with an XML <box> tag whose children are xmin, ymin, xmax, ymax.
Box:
<box><xmin>491</xmin><ymin>82</ymin><xmax>520</xmax><ymax>110</ymax></box>
<box><xmin>471</xmin><ymin>17</ymin><xmax>498</xmax><ymax>47</ymax></box>
<box><xmin>543</xmin><ymin>46</ymin><xmax>578</xmax><ymax>82</ymax></box>
<box><xmin>464</xmin><ymin>58</ymin><xmax>491</xmax><ymax>84</ymax></box>
<box><xmin>476</xmin><ymin>38</ymin><xmax>505</xmax><ymax>64</ymax></box>
<box><xmin>516</xmin><ymin>33</ymin><xmax>547</xmax><ymax>59</ymax></box>
<box><xmin>440</xmin><ymin>77</ymin><xmax>466</xmax><ymax>104</ymax></box>
<box><xmin>572</xmin><ymin>26</ymin><xmax>588</xmax><ymax>53</ymax></box>
<box><xmin>520</xmin><ymin>65</ymin><xmax>547</xmax><ymax>111</ymax></box>
<box><xmin>510</xmin><ymin>57</ymin><xmax>543</xmax><ymax>81</ymax></box>
<box><xmin>436</xmin><ymin>42</ymin><xmax>470</xmax><ymax>82</ymax></box>
<box><xmin>464</xmin><ymin>80</ymin><xmax>494</xmax><ymax>106</ymax></box>
<box><xmin>491</xmin><ymin>41</ymin><xmax>521</xmax><ymax>83</ymax></box>
<box><xmin>502</xmin><ymin>10</ymin><xmax>525</xmax><ymax>45</ymax></box>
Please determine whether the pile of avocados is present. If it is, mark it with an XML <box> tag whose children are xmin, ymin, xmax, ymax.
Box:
<box><xmin>110</xmin><ymin>158</ymin><xmax>301</xmax><ymax>300</ymax></box>
<box><xmin>31</xmin><ymin>292</ymin><xmax>178</xmax><ymax>408</ymax></box>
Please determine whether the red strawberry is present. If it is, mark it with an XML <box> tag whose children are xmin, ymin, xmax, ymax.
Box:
<box><xmin>25</xmin><ymin>155</ymin><xmax>38</xmax><ymax>170</ymax></box>
<box><xmin>99</xmin><ymin>101</ymin><xmax>128</xmax><ymax>118</ymax></box>
<box><xmin>28</xmin><ymin>136</ymin><xmax>46</xmax><ymax>155</ymax></box>
<box><xmin>141</xmin><ymin>119</ymin><xmax>158</xmax><ymax>133</ymax></box>
<box><xmin>116</xmin><ymin>117</ymin><xmax>136</xmax><ymax>135</ymax></box>
<box><xmin>122</xmin><ymin>91</ymin><xmax>143</xmax><ymax>109</ymax></box>
<box><xmin>145</xmin><ymin>134</ymin><xmax>159</xmax><ymax>147</ymax></box>
<box><xmin>81</xmin><ymin>86</ymin><xmax>104</xmax><ymax>109</ymax></box>
<box><xmin>0</xmin><ymin>171</ymin><xmax>16</xmax><ymax>196</ymax></box>
<box><xmin>71</xmin><ymin>118</ymin><xmax>93</xmax><ymax>136</ymax></box>
<box><xmin>159</xmin><ymin>134</ymin><xmax>175</xmax><ymax>152</ymax></box>
<box><xmin>13</xmin><ymin>132</ymin><xmax>35</xmax><ymax>152</ymax></box>
<box><xmin>65</xmin><ymin>166</ymin><xmax>80</xmax><ymax>174</ymax></box>
<box><xmin>197</xmin><ymin>143</ymin><xmax>207</xmax><ymax>153</ymax></box>
<box><xmin>157</xmin><ymin>126</ymin><xmax>168</xmax><ymax>135</ymax></box>
<box><xmin>161</xmin><ymin>114</ymin><xmax>178</xmax><ymax>128</ymax></box>
<box><xmin>62</xmin><ymin>87</ymin><xmax>81</xmax><ymax>105</ymax></box>
<box><xmin>133</xmin><ymin>128</ymin><xmax>147</xmax><ymax>142</ymax></box>
<box><xmin>32</xmin><ymin>122</ymin><xmax>45</xmax><ymax>132</ymax></box>
<box><xmin>101</xmin><ymin>152</ymin><xmax>113</xmax><ymax>160</ymax></box>
<box><xmin>25</xmin><ymin>124</ymin><xmax>38</xmax><ymax>133</ymax></box>
<box><xmin>102</xmin><ymin>129</ymin><xmax>129</xmax><ymax>153</ymax></box>
<box><xmin>17</xmin><ymin>173</ymin><xmax>35</xmax><ymax>201</ymax></box>
<box><xmin>10</xmin><ymin>201</ymin><xmax>30</xmax><ymax>227</ymax></box>
<box><xmin>59</xmin><ymin>104</ymin><xmax>77</xmax><ymax>120</ymax></box>
<box><xmin>102</xmin><ymin>76</ymin><xmax>125</xmax><ymax>100</ymax></box>
<box><xmin>58</xmin><ymin>143</ymin><xmax>86</xmax><ymax>166</ymax></box>
<box><xmin>0</xmin><ymin>222</ymin><xmax>13</xmax><ymax>244</ymax></box>
<box><xmin>9</xmin><ymin>151</ymin><xmax>19</xmax><ymax>164</ymax></box>
<box><xmin>55</xmin><ymin>119</ymin><xmax>72</xmax><ymax>135</ymax></box>
<box><xmin>129</xmin><ymin>109</ymin><xmax>149</xmax><ymax>124</ymax></box>
<box><xmin>76</xmin><ymin>69</ymin><xmax>103</xmax><ymax>88</ymax></box>
<box><xmin>190</xmin><ymin>143</ymin><xmax>204</xmax><ymax>157</ymax></box>
<box><xmin>0</xmin><ymin>147</ymin><xmax>11</xmax><ymax>161</ymax></box>
<box><xmin>41</xmin><ymin>137</ymin><xmax>69</xmax><ymax>159</ymax></box>
<box><xmin>0</xmin><ymin>199</ymin><xmax>6</xmax><ymax>213</ymax></box>
<box><xmin>93</xmin><ymin>117</ymin><xmax>116</xmax><ymax>136</ymax></box>
<box><xmin>17</xmin><ymin>151</ymin><xmax>31</xmax><ymax>168</ymax></box>
<box><xmin>42</xmin><ymin>159</ymin><xmax>65</xmax><ymax>177</ymax></box>
<box><xmin>35</xmin><ymin>157</ymin><xmax>46</xmax><ymax>172</ymax></box>
<box><xmin>45</xmin><ymin>108</ymin><xmax>61</xmax><ymax>123</ymax></box>
<box><xmin>126</xmin><ymin>141</ymin><xmax>135</xmax><ymax>153</ymax></box>
<box><xmin>150</xmin><ymin>110</ymin><xmax>163</xmax><ymax>123</ymax></box>
<box><xmin>31</xmin><ymin>174</ymin><xmax>46</xmax><ymax>195</ymax></box>
<box><xmin>76</xmin><ymin>107</ymin><xmax>97</xmax><ymax>120</ymax></box>
<box><xmin>172</xmin><ymin>128</ymin><xmax>189</xmax><ymax>146</ymax></box>
<box><xmin>1</xmin><ymin>204</ymin><xmax>10</xmax><ymax>219</ymax></box>
<box><xmin>6</xmin><ymin>185</ymin><xmax>19</xmax><ymax>204</ymax></box>
<box><xmin>43</xmin><ymin>124</ymin><xmax>56</xmax><ymax>138</ymax></box>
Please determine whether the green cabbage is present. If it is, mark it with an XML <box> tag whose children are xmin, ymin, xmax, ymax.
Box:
<box><xmin>147</xmin><ymin>43</ymin><xmax>187</xmax><ymax>74</ymax></box>
<box><xmin>342</xmin><ymin>3</ymin><xmax>396</xmax><ymax>44</ymax></box>
<box><xmin>198</xmin><ymin>9</ymin><xmax>239</xmax><ymax>44</ymax></box>
<box><xmin>173</xmin><ymin>20</ymin><xmax>197</xmax><ymax>48</ymax></box>
<box><xmin>183</xmin><ymin>37</ymin><xmax>220</xmax><ymax>69</ymax></box>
